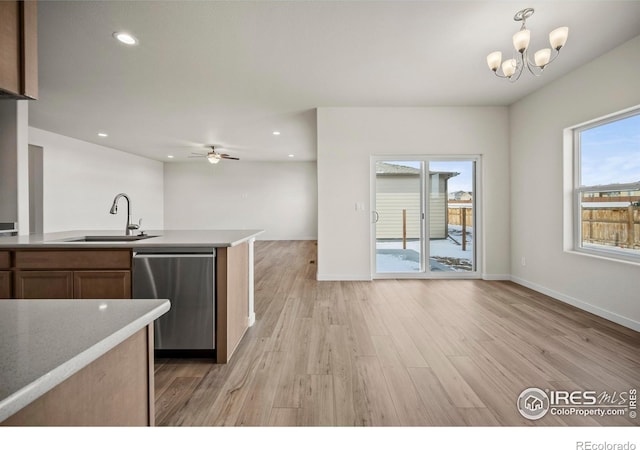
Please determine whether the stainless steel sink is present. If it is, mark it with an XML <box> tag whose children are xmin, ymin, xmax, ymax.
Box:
<box><xmin>58</xmin><ymin>235</ymin><xmax>158</xmax><ymax>242</ymax></box>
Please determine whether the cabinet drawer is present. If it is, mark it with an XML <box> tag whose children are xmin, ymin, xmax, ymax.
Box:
<box><xmin>0</xmin><ymin>252</ymin><xmax>9</xmax><ymax>269</ymax></box>
<box><xmin>14</xmin><ymin>250</ymin><xmax>131</xmax><ymax>270</ymax></box>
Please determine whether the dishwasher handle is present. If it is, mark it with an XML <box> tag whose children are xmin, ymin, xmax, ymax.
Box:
<box><xmin>133</xmin><ymin>252</ymin><xmax>215</xmax><ymax>258</ymax></box>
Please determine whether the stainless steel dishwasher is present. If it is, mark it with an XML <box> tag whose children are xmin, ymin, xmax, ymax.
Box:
<box><xmin>132</xmin><ymin>248</ymin><xmax>215</xmax><ymax>355</ymax></box>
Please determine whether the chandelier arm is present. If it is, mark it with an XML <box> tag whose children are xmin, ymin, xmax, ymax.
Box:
<box><xmin>514</xmin><ymin>53</ymin><xmax>527</xmax><ymax>81</ymax></box>
<box><xmin>546</xmin><ymin>48</ymin><xmax>562</xmax><ymax>65</ymax></box>
<box><xmin>525</xmin><ymin>61</ymin><xmax>543</xmax><ymax>77</ymax></box>
<box><xmin>524</xmin><ymin>47</ymin><xmax>562</xmax><ymax>76</ymax></box>
<box><xmin>522</xmin><ymin>51</ymin><xmax>542</xmax><ymax>77</ymax></box>
<box><xmin>491</xmin><ymin>65</ymin><xmax>524</xmax><ymax>82</ymax></box>
<box><xmin>491</xmin><ymin>52</ymin><xmax>525</xmax><ymax>81</ymax></box>
<box><xmin>509</xmin><ymin>62</ymin><xmax>524</xmax><ymax>82</ymax></box>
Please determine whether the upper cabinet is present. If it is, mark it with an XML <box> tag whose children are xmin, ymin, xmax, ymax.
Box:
<box><xmin>0</xmin><ymin>1</ymin><xmax>38</xmax><ymax>100</ymax></box>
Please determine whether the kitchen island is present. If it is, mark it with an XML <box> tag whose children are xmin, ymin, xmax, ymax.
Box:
<box><xmin>0</xmin><ymin>229</ymin><xmax>263</xmax><ymax>363</ymax></box>
<box><xmin>0</xmin><ymin>299</ymin><xmax>170</xmax><ymax>426</ymax></box>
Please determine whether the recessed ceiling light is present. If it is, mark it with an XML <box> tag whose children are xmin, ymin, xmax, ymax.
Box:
<box><xmin>167</xmin><ymin>155</ymin><xmax>174</xmax><ymax>159</ymax></box>
<box><xmin>98</xmin><ymin>132</ymin><xmax>108</xmax><ymax>137</ymax></box>
<box><xmin>288</xmin><ymin>154</ymin><xmax>294</xmax><ymax>158</ymax></box>
<box><xmin>113</xmin><ymin>32</ymin><xmax>138</xmax><ymax>46</ymax></box>
<box><xmin>273</xmin><ymin>131</ymin><xmax>281</xmax><ymax>136</ymax></box>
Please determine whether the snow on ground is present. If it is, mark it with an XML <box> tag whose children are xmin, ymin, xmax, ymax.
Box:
<box><xmin>376</xmin><ymin>253</ymin><xmax>421</xmax><ymax>272</ymax></box>
<box><xmin>376</xmin><ymin>225</ymin><xmax>473</xmax><ymax>273</ymax></box>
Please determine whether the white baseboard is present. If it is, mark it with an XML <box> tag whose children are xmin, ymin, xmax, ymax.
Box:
<box><xmin>316</xmin><ymin>274</ymin><xmax>372</xmax><ymax>281</ymax></box>
<box><xmin>255</xmin><ymin>237</ymin><xmax>318</xmax><ymax>241</ymax></box>
<box><xmin>510</xmin><ymin>276</ymin><xmax>640</xmax><ymax>332</ymax></box>
<box><xmin>482</xmin><ymin>274</ymin><xmax>511</xmax><ymax>281</ymax></box>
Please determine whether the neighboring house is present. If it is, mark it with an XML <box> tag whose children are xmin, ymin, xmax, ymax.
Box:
<box><xmin>375</xmin><ymin>162</ymin><xmax>459</xmax><ymax>240</ymax></box>
<box><xmin>449</xmin><ymin>190</ymin><xmax>473</xmax><ymax>201</ymax></box>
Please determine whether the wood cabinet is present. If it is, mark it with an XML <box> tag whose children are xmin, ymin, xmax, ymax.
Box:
<box><xmin>0</xmin><ymin>252</ymin><xmax>9</xmax><ymax>268</ymax></box>
<box><xmin>0</xmin><ymin>252</ymin><xmax>10</xmax><ymax>299</ymax></box>
<box><xmin>1</xmin><ymin>326</ymin><xmax>154</xmax><ymax>426</ymax></box>
<box><xmin>74</xmin><ymin>271</ymin><xmax>131</xmax><ymax>299</ymax></box>
<box><xmin>216</xmin><ymin>242</ymin><xmax>249</xmax><ymax>363</ymax></box>
<box><xmin>14</xmin><ymin>271</ymin><xmax>73</xmax><ymax>299</ymax></box>
<box><xmin>0</xmin><ymin>272</ymin><xmax>10</xmax><ymax>299</ymax></box>
<box><xmin>13</xmin><ymin>249</ymin><xmax>130</xmax><ymax>270</ymax></box>
<box><xmin>0</xmin><ymin>1</ymin><xmax>38</xmax><ymax>99</ymax></box>
<box><xmin>11</xmin><ymin>249</ymin><xmax>132</xmax><ymax>299</ymax></box>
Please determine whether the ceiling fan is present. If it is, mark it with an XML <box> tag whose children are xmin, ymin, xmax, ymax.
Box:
<box><xmin>189</xmin><ymin>146</ymin><xmax>240</xmax><ymax>164</ymax></box>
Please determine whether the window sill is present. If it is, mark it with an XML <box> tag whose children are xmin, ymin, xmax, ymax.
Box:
<box><xmin>565</xmin><ymin>248</ymin><xmax>640</xmax><ymax>267</ymax></box>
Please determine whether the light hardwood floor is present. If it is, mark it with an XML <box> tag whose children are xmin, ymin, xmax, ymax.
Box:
<box><xmin>154</xmin><ymin>240</ymin><xmax>640</xmax><ymax>426</ymax></box>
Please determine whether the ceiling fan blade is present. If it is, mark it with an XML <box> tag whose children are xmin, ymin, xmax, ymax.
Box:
<box><xmin>221</xmin><ymin>156</ymin><xmax>240</xmax><ymax>160</ymax></box>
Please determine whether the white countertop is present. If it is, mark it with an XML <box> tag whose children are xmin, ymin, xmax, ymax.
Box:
<box><xmin>0</xmin><ymin>299</ymin><xmax>170</xmax><ymax>422</ymax></box>
<box><xmin>0</xmin><ymin>229</ymin><xmax>263</xmax><ymax>249</ymax></box>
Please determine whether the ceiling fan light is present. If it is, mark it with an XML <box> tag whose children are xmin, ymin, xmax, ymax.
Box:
<box><xmin>549</xmin><ymin>27</ymin><xmax>568</xmax><ymax>50</ymax></box>
<box><xmin>113</xmin><ymin>32</ymin><xmax>138</xmax><ymax>46</ymax></box>
<box><xmin>486</xmin><ymin>51</ymin><xmax>502</xmax><ymax>71</ymax></box>
<box><xmin>207</xmin><ymin>154</ymin><xmax>221</xmax><ymax>164</ymax></box>
<box><xmin>513</xmin><ymin>29</ymin><xmax>530</xmax><ymax>53</ymax></box>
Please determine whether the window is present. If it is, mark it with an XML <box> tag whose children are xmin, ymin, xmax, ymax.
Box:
<box><xmin>574</xmin><ymin>108</ymin><xmax>640</xmax><ymax>262</ymax></box>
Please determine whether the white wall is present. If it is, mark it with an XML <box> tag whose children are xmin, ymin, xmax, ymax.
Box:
<box><xmin>17</xmin><ymin>102</ymin><xmax>29</xmax><ymax>235</ymax></box>
<box><xmin>317</xmin><ymin>107</ymin><xmax>510</xmax><ymax>280</ymax></box>
<box><xmin>163</xmin><ymin>161</ymin><xmax>318</xmax><ymax>240</ymax></box>
<box><xmin>28</xmin><ymin>127</ymin><xmax>164</xmax><ymax>233</ymax></box>
<box><xmin>510</xmin><ymin>35</ymin><xmax>640</xmax><ymax>330</ymax></box>
<box><xmin>0</xmin><ymin>100</ymin><xmax>29</xmax><ymax>234</ymax></box>
<box><xmin>0</xmin><ymin>101</ymin><xmax>19</xmax><ymax>225</ymax></box>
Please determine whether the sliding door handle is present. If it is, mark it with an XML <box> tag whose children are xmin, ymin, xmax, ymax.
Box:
<box><xmin>373</xmin><ymin>211</ymin><xmax>380</xmax><ymax>223</ymax></box>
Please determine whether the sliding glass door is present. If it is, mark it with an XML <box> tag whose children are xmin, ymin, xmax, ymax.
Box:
<box><xmin>374</xmin><ymin>161</ymin><xmax>424</xmax><ymax>273</ymax></box>
<box><xmin>428</xmin><ymin>160</ymin><xmax>476</xmax><ymax>273</ymax></box>
<box><xmin>372</xmin><ymin>157</ymin><xmax>479</xmax><ymax>278</ymax></box>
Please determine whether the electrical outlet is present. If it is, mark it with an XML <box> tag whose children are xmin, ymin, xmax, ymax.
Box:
<box><xmin>521</xmin><ymin>256</ymin><xmax>526</xmax><ymax>266</ymax></box>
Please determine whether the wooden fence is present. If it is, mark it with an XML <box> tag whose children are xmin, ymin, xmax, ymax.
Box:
<box><xmin>448</xmin><ymin>203</ymin><xmax>473</xmax><ymax>227</ymax></box>
<box><xmin>582</xmin><ymin>205</ymin><xmax>640</xmax><ymax>249</ymax></box>
<box><xmin>447</xmin><ymin>206</ymin><xmax>473</xmax><ymax>251</ymax></box>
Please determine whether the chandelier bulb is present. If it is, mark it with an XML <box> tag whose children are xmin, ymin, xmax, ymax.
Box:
<box><xmin>534</xmin><ymin>48</ymin><xmax>551</xmax><ymax>68</ymax></box>
<box><xmin>549</xmin><ymin>26</ymin><xmax>569</xmax><ymax>50</ymax></box>
<box><xmin>502</xmin><ymin>59</ymin><xmax>517</xmax><ymax>78</ymax></box>
<box><xmin>486</xmin><ymin>51</ymin><xmax>502</xmax><ymax>72</ymax></box>
<box><xmin>513</xmin><ymin>29</ymin><xmax>531</xmax><ymax>53</ymax></box>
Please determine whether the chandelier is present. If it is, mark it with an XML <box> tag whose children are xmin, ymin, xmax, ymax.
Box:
<box><xmin>487</xmin><ymin>8</ymin><xmax>568</xmax><ymax>82</ymax></box>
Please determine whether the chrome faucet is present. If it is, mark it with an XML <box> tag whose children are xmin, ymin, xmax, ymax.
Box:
<box><xmin>109</xmin><ymin>193</ymin><xmax>140</xmax><ymax>236</ymax></box>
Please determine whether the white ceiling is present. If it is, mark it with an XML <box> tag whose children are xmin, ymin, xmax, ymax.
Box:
<box><xmin>30</xmin><ymin>1</ymin><xmax>640</xmax><ymax>162</ymax></box>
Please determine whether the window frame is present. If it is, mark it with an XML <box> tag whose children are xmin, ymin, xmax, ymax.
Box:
<box><xmin>572</xmin><ymin>107</ymin><xmax>640</xmax><ymax>264</ymax></box>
